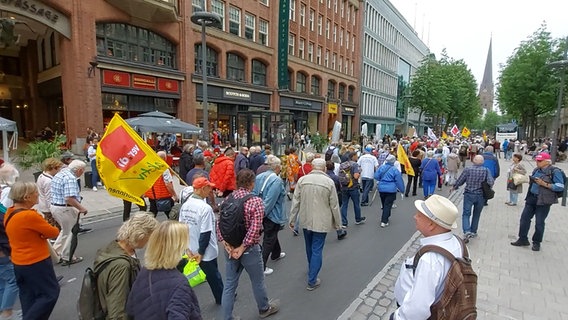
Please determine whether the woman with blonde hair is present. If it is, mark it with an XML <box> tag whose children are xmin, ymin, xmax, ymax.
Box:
<box><xmin>0</xmin><ymin>164</ymin><xmax>19</xmax><ymax>208</ymax></box>
<box><xmin>4</xmin><ymin>182</ymin><xmax>60</xmax><ymax>319</ymax></box>
<box><xmin>126</xmin><ymin>221</ymin><xmax>201</xmax><ymax>319</ymax></box>
<box><xmin>36</xmin><ymin>158</ymin><xmax>63</xmax><ymax>230</ymax></box>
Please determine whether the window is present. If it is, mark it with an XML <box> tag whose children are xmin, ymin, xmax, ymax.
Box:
<box><xmin>318</xmin><ymin>15</ymin><xmax>323</xmax><ymax>35</ymax></box>
<box><xmin>289</xmin><ymin>0</ymin><xmax>296</xmax><ymax>21</ymax></box>
<box><xmin>296</xmin><ymin>72</ymin><xmax>307</xmax><ymax>93</ymax></box>
<box><xmin>298</xmin><ymin>38</ymin><xmax>305</xmax><ymax>59</ymax></box>
<box><xmin>252</xmin><ymin>59</ymin><xmax>267</xmax><ymax>85</ymax></box>
<box><xmin>288</xmin><ymin>69</ymin><xmax>293</xmax><ymax>89</ymax></box>
<box><xmin>288</xmin><ymin>33</ymin><xmax>295</xmax><ymax>55</ymax></box>
<box><xmin>327</xmin><ymin>80</ymin><xmax>336</xmax><ymax>99</ymax></box>
<box><xmin>338</xmin><ymin>83</ymin><xmax>346</xmax><ymax>100</ymax></box>
<box><xmin>332</xmin><ymin>53</ymin><xmax>336</xmax><ymax>70</ymax></box>
<box><xmin>327</xmin><ymin>0</ymin><xmax>331</xmax><ymax>8</ymax></box>
<box><xmin>309</xmin><ymin>9</ymin><xmax>315</xmax><ymax>31</ymax></box>
<box><xmin>347</xmin><ymin>4</ymin><xmax>350</xmax><ymax>22</ymax></box>
<box><xmin>333</xmin><ymin>24</ymin><xmax>337</xmax><ymax>42</ymax></box>
<box><xmin>211</xmin><ymin>0</ymin><xmax>225</xmax><ymax>30</ymax></box>
<box><xmin>259</xmin><ymin>19</ymin><xmax>268</xmax><ymax>45</ymax></box>
<box><xmin>260</xmin><ymin>0</ymin><xmax>269</xmax><ymax>5</ymax></box>
<box><xmin>341</xmin><ymin>0</ymin><xmax>345</xmax><ymax>17</ymax></box>
<box><xmin>192</xmin><ymin>0</ymin><xmax>202</xmax><ymax>13</ymax></box>
<box><xmin>311</xmin><ymin>76</ymin><xmax>320</xmax><ymax>95</ymax></box>
<box><xmin>338</xmin><ymin>58</ymin><xmax>342</xmax><ymax>73</ymax></box>
<box><xmin>300</xmin><ymin>3</ymin><xmax>306</xmax><ymax>26</ymax></box>
<box><xmin>308</xmin><ymin>42</ymin><xmax>314</xmax><ymax>62</ymax></box>
<box><xmin>334</xmin><ymin>0</ymin><xmax>338</xmax><ymax>13</ymax></box>
<box><xmin>344</xmin><ymin>58</ymin><xmax>349</xmax><ymax>74</ymax></box>
<box><xmin>226</xmin><ymin>53</ymin><xmax>245</xmax><ymax>81</ymax></box>
<box><xmin>348</xmin><ymin>86</ymin><xmax>354</xmax><ymax>102</ymax></box>
<box><xmin>317</xmin><ymin>46</ymin><xmax>322</xmax><ymax>64</ymax></box>
<box><xmin>339</xmin><ymin>28</ymin><xmax>343</xmax><ymax>46</ymax></box>
<box><xmin>229</xmin><ymin>6</ymin><xmax>241</xmax><ymax>36</ymax></box>
<box><xmin>245</xmin><ymin>13</ymin><xmax>255</xmax><ymax>40</ymax></box>
<box><xmin>346</xmin><ymin>31</ymin><xmax>350</xmax><ymax>49</ymax></box>
<box><xmin>194</xmin><ymin>44</ymin><xmax>218</xmax><ymax>76</ymax></box>
<box><xmin>325</xmin><ymin>50</ymin><xmax>329</xmax><ymax>68</ymax></box>
<box><xmin>326</xmin><ymin>19</ymin><xmax>330</xmax><ymax>39</ymax></box>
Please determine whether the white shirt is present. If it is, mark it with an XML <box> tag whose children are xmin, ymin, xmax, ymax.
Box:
<box><xmin>88</xmin><ymin>145</ymin><xmax>97</xmax><ymax>162</ymax></box>
<box><xmin>357</xmin><ymin>154</ymin><xmax>379</xmax><ymax>179</ymax></box>
<box><xmin>0</xmin><ymin>185</ymin><xmax>12</xmax><ymax>208</ymax></box>
<box><xmin>36</xmin><ymin>172</ymin><xmax>54</xmax><ymax>212</ymax></box>
<box><xmin>393</xmin><ymin>232</ymin><xmax>463</xmax><ymax>320</ymax></box>
<box><xmin>162</xmin><ymin>169</ymin><xmax>173</xmax><ymax>183</ymax></box>
<box><xmin>179</xmin><ymin>195</ymin><xmax>218</xmax><ymax>262</ymax></box>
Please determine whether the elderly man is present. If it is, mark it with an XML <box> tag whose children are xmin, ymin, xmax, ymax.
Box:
<box><xmin>511</xmin><ymin>153</ymin><xmax>566</xmax><ymax>251</ymax></box>
<box><xmin>253</xmin><ymin>155</ymin><xmax>286</xmax><ymax>276</ymax></box>
<box><xmin>234</xmin><ymin>146</ymin><xmax>249</xmax><ymax>175</ymax></box>
<box><xmin>50</xmin><ymin>160</ymin><xmax>88</xmax><ymax>266</ymax></box>
<box><xmin>450</xmin><ymin>155</ymin><xmax>494</xmax><ymax>242</ymax></box>
<box><xmin>358</xmin><ymin>146</ymin><xmax>379</xmax><ymax>206</ymax></box>
<box><xmin>289</xmin><ymin>158</ymin><xmax>344</xmax><ymax>291</ymax></box>
<box><xmin>248</xmin><ymin>146</ymin><xmax>264</xmax><ymax>174</ymax></box>
<box><xmin>391</xmin><ymin>195</ymin><xmax>463</xmax><ymax>319</ymax></box>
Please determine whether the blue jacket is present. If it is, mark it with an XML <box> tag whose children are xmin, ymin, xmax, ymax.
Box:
<box><xmin>253</xmin><ymin>170</ymin><xmax>287</xmax><ymax>224</ymax></box>
<box><xmin>374</xmin><ymin>163</ymin><xmax>405</xmax><ymax>193</ymax></box>
<box><xmin>482</xmin><ymin>152</ymin><xmax>500</xmax><ymax>178</ymax></box>
<box><xmin>420</xmin><ymin>158</ymin><xmax>442</xmax><ymax>181</ymax></box>
<box><xmin>126</xmin><ymin>268</ymin><xmax>201</xmax><ymax>320</ymax></box>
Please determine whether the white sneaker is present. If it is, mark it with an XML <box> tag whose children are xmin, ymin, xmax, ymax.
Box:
<box><xmin>263</xmin><ymin>267</ymin><xmax>274</xmax><ymax>275</ymax></box>
<box><xmin>272</xmin><ymin>252</ymin><xmax>286</xmax><ymax>261</ymax></box>
<box><xmin>92</xmin><ymin>187</ymin><xmax>98</xmax><ymax>192</ymax></box>
<box><xmin>392</xmin><ymin>204</ymin><xmax>397</xmax><ymax>208</ymax></box>
<box><xmin>380</xmin><ymin>222</ymin><xmax>389</xmax><ymax>228</ymax></box>
<box><xmin>97</xmin><ymin>182</ymin><xmax>103</xmax><ymax>187</ymax></box>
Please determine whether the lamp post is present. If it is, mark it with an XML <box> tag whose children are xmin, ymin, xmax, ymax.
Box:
<box><xmin>548</xmin><ymin>37</ymin><xmax>568</xmax><ymax>165</ymax></box>
<box><xmin>191</xmin><ymin>6</ymin><xmax>222</xmax><ymax>142</ymax></box>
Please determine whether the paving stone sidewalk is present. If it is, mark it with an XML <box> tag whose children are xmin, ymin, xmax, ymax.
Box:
<box><xmin>339</xmin><ymin>158</ymin><xmax>568</xmax><ymax>320</ymax></box>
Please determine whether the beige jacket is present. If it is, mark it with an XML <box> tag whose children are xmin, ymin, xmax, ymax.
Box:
<box><xmin>289</xmin><ymin>170</ymin><xmax>342</xmax><ymax>233</ymax></box>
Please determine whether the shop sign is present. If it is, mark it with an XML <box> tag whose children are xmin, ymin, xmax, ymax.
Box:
<box><xmin>344</xmin><ymin>107</ymin><xmax>354</xmax><ymax>112</ymax></box>
<box><xmin>102</xmin><ymin>70</ymin><xmax>180</xmax><ymax>95</ymax></box>
<box><xmin>0</xmin><ymin>0</ymin><xmax>71</xmax><ymax>38</ymax></box>
<box><xmin>277</xmin><ymin>0</ymin><xmax>290</xmax><ymax>89</ymax></box>
<box><xmin>223</xmin><ymin>89</ymin><xmax>251</xmax><ymax>100</ymax></box>
<box><xmin>132</xmin><ymin>74</ymin><xmax>157</xmax><ymax>90</ymax></box>
<box><xmin>102</xmin><ymin>70</ymin><xmax>130</xmax><ymax>87</ymax></box>
<box><xmin>158</xmin><ymin>78</ymin><xmax>179</xmax><ymax>93</ymax></box>
<box><xmin>294</xmin><ymin>100</ymin><xmax>312</xmax><ymax>107</ymax></box>
<box><xmin>328</xmin><ymin>103</ymin><xmax>338</xmax><ymax>114</ymax></box>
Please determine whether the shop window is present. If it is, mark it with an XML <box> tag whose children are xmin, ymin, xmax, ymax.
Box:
<box><xmin>338</xmin><ymin>83</ymin><xmax>346</xmax><ymax>100</ymax></box>
<box><xmin>96</xmin><ymin>23</ymin><xmax>176</xmax><ymax>69</ymax></box>
<box><xmin>195</xmin><ymin>45</ymin><xmax>219</xmax><ymax>76</ymax></box>
<box><xmin>327</xmin><ymin>80</ymin><xmax>336</xmax><ymax>99</ymax></box>
<box><xmin>252</xmin><ymin>59</ymin><xmax>267</xmax><ymax>86</ymax></box>
<box><xmin>348</xmin><ymin>86</ymin><xmax>355</xmax><ymax>102</ymax></box>
<box><xmin>296</xmin><ymin>72</ymin><xmax>307</xmax><ymax>93</ymax></box>
<box><xmin>227</xmin><ymin>53</ymin><xmax>245</xmax><ymax>81</ymax></box>
<box><xmin>311</xmin><ymin>76</ymin><xmax>320</xmax><ymax>95</ymax></box>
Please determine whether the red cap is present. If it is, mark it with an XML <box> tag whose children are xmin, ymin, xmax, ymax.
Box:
<box><xmin>214</xmin><ymin>147</ymin><xmax>221</xmax><ymax>153</ymax></box>
<box><xmin>535</xmin><ymin>153</ymin><xmax>551</xmax><ymax>161</ymax></box>
<box><xmin>193</xmin><ymin>177</ymin><xmax>216</xmax><ymax>189</ymax></box>
<box><xmin>203</xmin><ymin>150</ymin><xmax>214</xmax><ymax>157</ymax></box>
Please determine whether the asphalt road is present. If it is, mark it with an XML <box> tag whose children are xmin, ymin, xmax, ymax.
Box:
<box><xmin>51</xmin><ymin>190</ymin><xmax>422</xmax><ymax>320</ymax></box>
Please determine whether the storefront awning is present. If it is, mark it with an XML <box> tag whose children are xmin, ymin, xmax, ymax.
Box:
<box><xmin>361</xmin><ymin>117</ymin><xmax>398</xmax><ymax>125</ymax></box>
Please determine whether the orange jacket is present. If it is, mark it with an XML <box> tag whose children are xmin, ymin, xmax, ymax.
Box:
<box><xmin>144</xmin><ymin>173</ymin><xmax>173</xmax><ymax>199</ymax></box>
<box><xmin>4</xmin><ymin>208</ymin><xmax>59</xmax><ymax>265</ymax></box>
<box><xmin>209</xmin><ymin>155</ymin><xmax>236</xmax><ymax>192</ymax></box>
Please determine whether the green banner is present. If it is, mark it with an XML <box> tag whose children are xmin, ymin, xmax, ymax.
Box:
<box><xmin>277</xmin><ymin>0</ymin><xmax>290</xmax><ymax>89</ymax></box>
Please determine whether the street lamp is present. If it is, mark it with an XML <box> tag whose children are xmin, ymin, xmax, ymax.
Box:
<box><xmin>547</xmin><ymin>37</ymin><xmax>568</xmax><ymax>165</ymax></box>
<box><xmin>191</xmin><ymin>6</ymin><xmax>222</xmax><ymax>142</ymax></box>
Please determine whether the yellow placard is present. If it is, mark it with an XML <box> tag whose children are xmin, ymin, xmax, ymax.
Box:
<box><xmin>328</xmin><ymin>103</ymin><xmax>338</xmax><ymax>114</ymax></box>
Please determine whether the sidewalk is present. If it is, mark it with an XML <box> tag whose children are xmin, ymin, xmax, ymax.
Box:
<box><xmin>339</xmin><ymin>157</ymin><xmax>568</xmax><ymax>320</ymax></box>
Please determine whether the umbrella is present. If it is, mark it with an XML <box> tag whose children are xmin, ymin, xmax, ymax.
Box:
<box><xmin>369</xmin><ymin>184</ymin><xmax>378</xmax><ymax>206</ymax></box>
<box><xmin>126</xmin><ymin>111</ymin><xmax>202</xmax><ymax>134</ymax></box>
<box><xmin>66</xmin><ymin>212</ymin><xmax>82</xmax><ymax>266</ymax></box>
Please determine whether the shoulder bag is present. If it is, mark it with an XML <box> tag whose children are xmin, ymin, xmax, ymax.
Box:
<box><xmin>481</xmin><ymin>169</ymin><xmax>495</xmax><ymax>200</ymax></box>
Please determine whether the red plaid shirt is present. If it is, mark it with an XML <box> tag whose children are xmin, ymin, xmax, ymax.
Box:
<box><xmin>216</xmin><ymin>188</ymin><xmax>264</xmax><ymax>248</ymax></box>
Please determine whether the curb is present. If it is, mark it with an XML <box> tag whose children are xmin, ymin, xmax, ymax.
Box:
<box><xmin>81</xmin><ymin>206</ymin><xmax>123</xmax><ymax>224</ymax></box>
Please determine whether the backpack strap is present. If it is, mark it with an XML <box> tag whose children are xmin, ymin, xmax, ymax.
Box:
<box><xmin>260</xmin><ymin>173</ymin><xmax>277</xmax><ymax>196</ymax></box>
<box><xmin>412</xmin><ymin>235</ymin><xmax>468</xmax><ymax>275</ymax></box>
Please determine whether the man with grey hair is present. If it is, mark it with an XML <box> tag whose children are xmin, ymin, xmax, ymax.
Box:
<box><xmin>289</xmin><ymin>158</ymin><xmax>344</xmax><ymax>291</ymax></box>
<box><xmin>51</xmin><ymin>160</ymin><xmax>89</xmax><ymax>265</ymax></box>
<box><xmin>249</xmin><ymin>146</ymin><xmax>264</xmax><ymax>174</ymax></box>
<box><xmin>253</xmin><ymin>155</ymin><xmax>286</xmax><ymax>275</ymax></box>
<box><xmin>450</xmin><ymin>155</ymin><xmax>494</xmax><ymax>243</ymax></box>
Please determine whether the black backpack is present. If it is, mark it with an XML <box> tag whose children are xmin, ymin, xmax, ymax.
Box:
<box><xmin>547</xmin><ymin>166</ymin><xmax>568</xmax><ymax>198</ymax></box>
<box><xmin>218</xmin><ymin>193</ymin><xmax>254</xmax><ymax>247</ymax></box>
<box><xmin>77</xmin><ymin>257</ymin><xmax>128</xmax><ymax>320</ymax></box>
<box><xmin>325</xmin><ymin>147</ymin><xmax>334</xmax><ymax>161</ymax></box>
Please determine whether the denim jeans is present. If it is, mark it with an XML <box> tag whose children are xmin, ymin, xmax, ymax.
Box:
<box><xmin>509</xmin><ymin>192</ymin><xmax>519</xmax><ymax>205</ymax></box>
<box><xmin>14</xmin><ymin>258</ymin><xmax>60</xmax><ymax>320</ymax></box>
<box><xmin>222</xmin><ymin>244</ymin><xmax>269</xmax><ymax>320</ymax></box>
<box><xmin>200</xmin><ymin>258</ymin><xmax>224</xmax><ymax>305</ymax></box>
<box><xmin>303</xmin><ymin>229</ymin><xmax>327</xmax><ymax>286</ymax></box>
<box><xmin>462</xmin><ymin>192</ymin><xmax>485</xmax><ymax>234</ymax></box>
<box><xmin>518</xmin><ymin>193</ymin><xmax>551</xmax><ymax>243</ymax></box>
<box><xmin>361</xmin><ymin>178</ymin><xmax>374</xmax><ymax>204</ymax></box>
<box><xmin>422</xmin><ymin>179</ymin><xmax>436</xmax><ymax>198</ymax></box>
<box><xmin>379</xmin><ymin>192</ymin><xmax>397</xmax><ymax>223</ymax></box>
<box><xmin>340</xmin><ymin>188</ymin><xmax>362</xmax><ymax>226</ymax></box>
<box><xmin>90</xmin><ymin>160</ymin><xmax>100</xmax><ymax>187</ymax></box>
<box><xmin>0</xmin><ymin>257</ymin><xmax>18</xmax><ymax>312</ymax></box>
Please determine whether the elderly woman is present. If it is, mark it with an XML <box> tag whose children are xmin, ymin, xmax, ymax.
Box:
<box><xmin>506</xmin><ymin>153</ymin><xmax>527</xmax><ymax>206</ymax></box>
<box><xmin>126</xmin><ymin>221</ymin><xmax>202</xmax><ymax>319</ymax></box>
<box><xmin>94</xmin><ymin>213</ymin><xmax>159</xmax><ymax>319</ymax></box>
<box><xmin>4</xmin><ymin>182</ymin><xmax>60</xmax><ymax>319</ymax></box>
<box><xmin>36</xmin><ymin>158</ymin><xmax>63</xmax><ymax>230</ymax></box>
<box><xmin>0</xmin><ymin>163</ymin><xmax>19</xmax><ymax>208</ymax></box>
<box><xmin>419</xmin><ymin>150</ymin><xmax>442</xmax><ymax>199</ymax></box>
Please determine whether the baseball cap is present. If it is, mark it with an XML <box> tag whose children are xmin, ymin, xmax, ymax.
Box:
<box><xmin>203</xmin><ymin>150</ymin><xmax>214</xmax><ymax>157</ymax></box>
<box><xmin>193</xmin><ymin>177</ymin><xmax>215</xmax><ymax>189</ymax></box>
<box><xmin>535</xmin><ymin>153</ymin><xmax>551</xmax><ymax>161</ymax></box>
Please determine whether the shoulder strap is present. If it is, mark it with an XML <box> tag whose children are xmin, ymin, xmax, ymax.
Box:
<box><xmin>412</xmin><ymin>235</ymin><xmax>468</xmax><ymax>275</ymax></box>
<box><xmin>93</xmin><ymin>256</ymin><xmax>130</xmax><ymax>275</ymax></box>
<box><xmin>4</xmin><ymin>209</ymin><xmax>26</xmax><ymax>228</ymax></box>
<box><xmin>260</xmin><ymin>173</ymin><xmax>277</xmax><ymax>195</ymax></box>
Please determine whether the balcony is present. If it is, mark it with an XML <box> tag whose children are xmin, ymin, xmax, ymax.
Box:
<box><xmin>105</xmin><ymin>0</ymin><xmax>178</xmax><ymax>23</ymax></box>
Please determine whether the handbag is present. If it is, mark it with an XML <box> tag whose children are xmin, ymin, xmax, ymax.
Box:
<box><xmin>512</xmin><ymin>172</ymin><xmax>529</xmax><ymax>186</ymax></box>
<box><xmin>482</xmin><ymin>170</ymin><xmax>495</xmax><ymax>200</ymax></box>
<box><xmin>152</xmin><ymin>187</ymin><xmax>173</xmax><ymax>212</ymax></box>
<box><xmin>181</xmin><ymin>254</ymin><xmax>206</xmax><ymax>287</ymax></box>
<box><xmin>507</xmin><ymin>179</ymin><xmax>518</xmax><ymax>191</ymax></box>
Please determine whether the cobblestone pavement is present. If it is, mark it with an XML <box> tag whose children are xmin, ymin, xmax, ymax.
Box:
<box><xmin>339</xmin><ymin>158</ymin><xmax>568</xmax><ymax>320</ymax></box>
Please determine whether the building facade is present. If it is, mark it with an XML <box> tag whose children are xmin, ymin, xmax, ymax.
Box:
<box><xmin>0</xmin><ymin>0</ymin><xmax>363</xmax><ymax>153</ymax></box>
<box><xmin>359</xmin><ymin>0</ymin><xmax>428</xmax><ymax>139</ymax></box>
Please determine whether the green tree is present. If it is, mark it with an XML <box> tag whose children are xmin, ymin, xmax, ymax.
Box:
<box><xmin>482</xmin><ymin>111</ymin><xmax>502</xmax><ymax>135</ymax></box>
<box><xmin>496</xmin><ymin>24</ymin><xmax>561</xmax><ymax>141</ymax></box>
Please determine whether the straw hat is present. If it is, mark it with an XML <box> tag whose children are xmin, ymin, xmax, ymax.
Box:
<box><xmin>414</xmin><ymin>195</ymin><xmax>458</xmax><ymax>229</ymax></box>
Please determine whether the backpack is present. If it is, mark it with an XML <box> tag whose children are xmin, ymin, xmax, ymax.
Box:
<box><xmin>325</xmin><ymin>147</ymin><xmax>334</xmax><ymax>161</ymax></box>
<box><xmin>459</xmin><ymin>145</ymin><xmax>468</xmax><ymax>156</ymax></box>
<box><xmin>338</xmin><ymin>161</ymin><xmax>354</xmax><ymax>188</ymax></box>
<box><xmin>77</xmin><ymin>257</ymin><xmax>128</xmax><ymax>320</ymax></box>
<box><xmin>547</xmin><ymin>166</ymin><xmax>568</xmax><ymax>198</ymax></box>
<box><xmin>218</xmin><ymin>193</ymin><xmax>255</xmax><ymax>247</ymax></box>
<box><xmin>412</xmin><ymin>236</ymin><xmax>477</xmax><ymax>320</ymax></box>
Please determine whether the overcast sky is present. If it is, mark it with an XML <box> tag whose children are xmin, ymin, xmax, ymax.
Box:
<box><xmin>388</xmin><ymin>0</ymin><xmax>568</xmax><ymax>87</ymax></box>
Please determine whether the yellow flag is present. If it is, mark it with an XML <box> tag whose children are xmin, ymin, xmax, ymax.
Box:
<box><xmin>96</xmin><ymin>114</ymin><xmax>169</xmax><ymax>206</ymax></box>
<box><xmin>482</xmin><ymin>130</ymin><xmax>487</xmax><ymax>141</ymax></box>
<box><xmin>462</xmin><ymin>127</ymin><xmax>471</xmax><ymax>138</ymax></box>
<box><xmin>441</xmin><ymin>131</ymin><xmax>448</xmax><ymax>140</ymax></box>
<box><xmin>397</xmin><ymin>144</ymin><xmax>415</xmax><ymax>177</ymax></box>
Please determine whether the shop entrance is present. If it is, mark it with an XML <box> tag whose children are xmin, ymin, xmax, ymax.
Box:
<box><xmin>236</xmin><ymin>111</ymin><xmax>293</xmax><ymax>156</ymax></box>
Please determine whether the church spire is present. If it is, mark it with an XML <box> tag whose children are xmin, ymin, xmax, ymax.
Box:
<box><xmin>479</xmin><ymin>37</ymin><xmax>494</xmax><ymax>113</ymax></box>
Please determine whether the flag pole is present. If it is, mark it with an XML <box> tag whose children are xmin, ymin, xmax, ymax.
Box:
<box><xmin>170</xmin><ymin>167</ymin><xmax>189</xmax><ymax>187</ymax></box>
